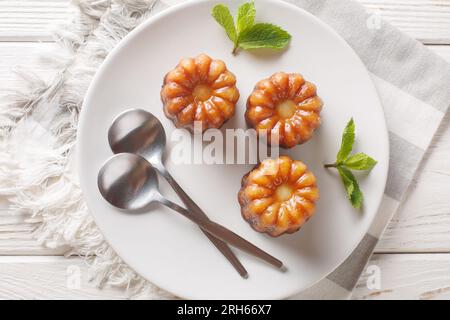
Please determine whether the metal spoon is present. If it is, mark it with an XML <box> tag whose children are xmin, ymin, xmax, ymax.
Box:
<box><xmin>98</xmin><ymin>153</ymin><xmax>283</xmax><ymax>269</ymax></box>
<box><xmin>107</xmin><ymin>108</ymin><xmax>248</xmax><ymax>277</ymax></box>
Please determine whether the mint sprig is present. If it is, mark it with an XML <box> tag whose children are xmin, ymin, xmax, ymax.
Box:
<box><xmin>325</xmin><ymin>118</ymin><xmax>377</xmax><ymax>209</ymax></box>
<box><xmin>212</xmin><ymin>2</ymin><xmax>291</xmax><ymax>55</ymax></box>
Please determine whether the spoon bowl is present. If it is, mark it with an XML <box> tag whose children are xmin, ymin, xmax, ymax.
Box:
<box><xmin>98</xmin><ymin>153</ymin><xmax>159</xmax><ymax>210</ymax></box>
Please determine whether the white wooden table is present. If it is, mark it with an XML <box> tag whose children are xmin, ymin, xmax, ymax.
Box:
<box><xmin>0</xmin><ymin>0</ymin><xmax>449</xmax><ymax>300</ymax></box>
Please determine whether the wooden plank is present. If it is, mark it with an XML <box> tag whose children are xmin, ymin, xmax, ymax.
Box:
<box><xmin>353</xmin><ymin>254</ymin><xmax>450</xmax><ymax>299</ymax></box>
<box><xmin>358</xmin><ymin>0</ymin><xmax>450</xmax><ymax>44</ymax></box>
<box><xmin>0</xmin><ymin>256</ymin><xmax>126</xmax><ymax>299</ymax></box>
<box><xmin>0</xmin><ymin>1</ymin><xmax>72</xmax><ymax>42</ymax></box>
<box><xmin>375</xmin><ymin>44</ymin><xmax>450</xmax><ymax>252</ymax></box>
<box><xmin>0</xmin><ymin>1</ymin><xmax>449</xmax><ymax>43</ymax></box>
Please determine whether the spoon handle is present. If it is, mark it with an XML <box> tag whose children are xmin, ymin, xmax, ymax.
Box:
<box><xmin>156</xmin><ymin>166</ymin><xmax>248</xmax><ymax>278</ymax></box>
<box><xmin>158</xmin><ymin>196</ymin><xmax>283</xmax><ymax>269</ymax></box>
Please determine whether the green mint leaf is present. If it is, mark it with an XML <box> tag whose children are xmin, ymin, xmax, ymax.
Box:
<box><xmin>337</xmin><ymin>166</ymin><xmax>363</xmax><ymax>209</ymax></box>
<box><xmin>336</xmin><ymin>118</ymin><xmax>355</xmax><ymax>163</ymax></box>
<box><xmin>344</xmin><ymin>153</ymin><xmax>377</xmax><ymax>171</ymax></box>
<box><xmin>236</xmin><ymin>2</ymin><xmax>256</xmax><ymax>35</ymax></box>
<box><xmin>238</xmin><ymin>23</ymin><xmax>291</xmax><ymax>50</ymax></box>
<box><xmin>212</xmin><ymin>4</ymin><xmax>237</xmax><ymax>43</ymax></box>
<box><xmin>211</xmin><ymin>3</ymin><xmax>291</xmax><ymax>54</ymax></box>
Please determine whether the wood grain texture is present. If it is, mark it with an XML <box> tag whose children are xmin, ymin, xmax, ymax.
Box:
<box><xmin>375</xmin><ymin>111</ymin><xmax>450</xmax><ymax>252</ymax></box>
<box><xmin>0</xmin><ymin>1</ymin><xmax>449</xmax><ymax>43</ymax></box>
<box><xmin>0</xmin><ymin>1</ymin><xmax>72</xmax><ymax>42</ymax></box>
<box><xmin>0</xmin><ymin>256</ymin><xmax>125</xmax><ymax>299</ymax></box>
<box><xmin>353</xmin><ymin>254</ymin><xmax>450</xmax><ymax>299</ymax></box>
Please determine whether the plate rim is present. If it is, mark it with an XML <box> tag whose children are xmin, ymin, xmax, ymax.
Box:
<box><xmin>78</xmin><ymin>0</ymin><xmax>390</xmax><ymax>299</ymax></box>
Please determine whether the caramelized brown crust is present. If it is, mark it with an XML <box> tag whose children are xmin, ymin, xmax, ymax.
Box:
<box><xmin>161</xmin><ymin>54</ymin><xmax>240</xmax><ymax>132</ymax></box>
<box><xmin>245</xmin><ymin>72</ymin><xmax>323</xmax><ymax>149</ymax></box>
<box><xmin>238</xmin><ymin>156</ymin><xmax>319</xmax><ymax>237</ymax></box>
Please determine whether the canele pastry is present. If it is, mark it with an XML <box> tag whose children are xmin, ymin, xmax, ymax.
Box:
<box><xmin>245</xmin><ymin>72</ymin><xmax>323</xmax><ymax>149</ymax></box>
<box><xmin>161</xmin><ymin>54</ymin><xmax>240</xmax><ymax>132</ymax></box>
<box><xmin>238</xmin><ymin>156</ymin><xmax>319</xmax><ymax>237</ymax></box>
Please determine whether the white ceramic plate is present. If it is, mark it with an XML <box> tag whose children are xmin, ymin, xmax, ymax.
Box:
<box><xmin>78</xmin><ymin>0</ymin><xmax>389</xmax><ymax>299</ymax></box>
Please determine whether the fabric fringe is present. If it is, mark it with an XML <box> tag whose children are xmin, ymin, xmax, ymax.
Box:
<box><xmin>0</xmin><ymin>0</ymin><xmax>174</xmax><ymax>299</ymax></box>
